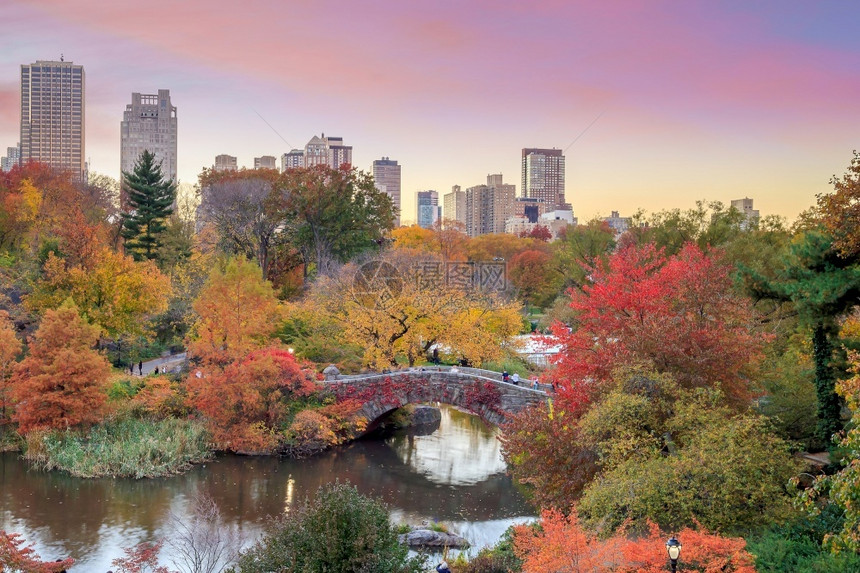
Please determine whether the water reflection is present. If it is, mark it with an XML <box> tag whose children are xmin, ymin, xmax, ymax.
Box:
<box><xmin>0</xmin><ymin>405</ymin><xmax>534</xmax><ymax>571</ymax></box>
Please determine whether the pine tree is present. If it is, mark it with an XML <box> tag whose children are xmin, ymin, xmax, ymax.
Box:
<box><xmin>121</xmin><ymin>150</ymin><xmax>176</xmax><ymax>261</ymax></box>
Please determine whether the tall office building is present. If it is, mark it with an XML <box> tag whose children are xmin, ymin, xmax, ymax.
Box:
<box><xmin>522</xmin><ymin>148</ymin><xmax>565</xmax><ymax>209</ymax></box>
<box><xmin>464</xmin><ymin>174</ymin><xmax>515</xmax><ymax>237</ymax></box>
<box><xmin>214</xmin><ymin>154</ymin><xmax>238</xmax><ymax>171</ymax></box>
<box><xmin>372</xmin><ymin>157</ymin><xmax>401</xmax><ymax>226</ymax></box>
<box><xmin>304</xmin><ymin>134</ymin><xmax>352</xmax><ymax>169</ymax></box>
<box><xmin>120</xmin><ymin>90</ymin><xmax>177</xmax><ymax>182</ymax></box>
<box><xmin>417</xmin><ymin>190</ymin><xmax>440</xmax><ymax>229</ymax></box>
<box><xmin>1</xmin><ymin>144</ymin><xmax>20</xmax><ymax>172</ymax></box>
<box><xmin>254</xmin><ymin>156</ymin><xmax>277</xmax><ymax>169</ymax></box>
<box><xmin>20</xmin><ymin>59</ymin><xmax>86</xmax><ymax>181</ymax></box>
<box><xmin>443</xmin><ymin>185</ymin><xmax>466</xmax><ymax>227</ymax></box>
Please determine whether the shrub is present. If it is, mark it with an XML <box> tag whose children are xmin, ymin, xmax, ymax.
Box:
<box><xmin>230</xmin><ymin>482</ymin><xmax>426</xmax><ymax>573</ymax></box>
<box><xmin>24</xmin><ymin>416</ymin><xmax>211</xmax><ymax>478</ymax></box>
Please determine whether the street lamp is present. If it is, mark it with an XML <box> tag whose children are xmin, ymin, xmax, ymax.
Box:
<box><xmin>666</xmin><ymin>537</ymin><xmax>682</xmax><ymax>572</ymax></box>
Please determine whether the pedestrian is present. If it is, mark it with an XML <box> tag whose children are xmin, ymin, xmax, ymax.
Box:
<box><xmin>153</xmin><ymin>366</ymin><xmax>159</xmax><ymax>375</ymax></box>
<box><xmin>436</xmin><ymin>561</ymin><xmax>451</xmax><ymax>573</ymax></box>
<box><xmin>129</xmin><ymin>363</ymin><xmax>134</xmax><ymax>375</ymax></box>
<box><xmin>502</xmin><ymin>369</ymin><xmax>509</xmax><ymax>383</ymax></box>
<box><xmin>138</xmin><ymin>361</ymin><xmax>143</xmax><ymax>375</ymax></box>
<box><xmin>532</xmin><ymin>376</ymin><xmax>539</xmax><ymax>390</ymax></box>
<box><xmin>512</xmin><ymin>372</ymin><xmax>520</xmax><ymax>385</ymax></box>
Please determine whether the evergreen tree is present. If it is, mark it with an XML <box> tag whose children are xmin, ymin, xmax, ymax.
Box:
<box><xmin>742</xmin><ymin>231</ymin><xmax>860</xmax><ymax>444</ymax></box>
<box><xmin>121</xmin><ymin>150</ymin><xmax>176</xmax><ymax>261</ymax></box>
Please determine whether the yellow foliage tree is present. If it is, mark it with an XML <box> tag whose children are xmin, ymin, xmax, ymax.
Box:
<box><xmin>187</xmin><ymin>256</ymin><xmax>283</xmax><ymax>366</ymax></box>
<box><xmin>27</xmin><ymin>249</ymin><xmax>171</xmax><ymax>340</ymax></box>
<box><xmin>309</xmin><ymin>252</ymin><xmax>522</xmax><ymax>368</ymax></box>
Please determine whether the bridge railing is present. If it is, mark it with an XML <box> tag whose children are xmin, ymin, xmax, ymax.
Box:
<box><xmin>323</xmin><ymin>367</ymin><xmax>550</xmax><ymax>396</ymax></box>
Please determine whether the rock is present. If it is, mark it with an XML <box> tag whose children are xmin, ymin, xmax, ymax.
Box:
<box><xmin>411</xmin><ymin>405</ymin><xmax>442</xmax><ymax>426</ymax></box>
<box><xmin>398</xmin><ymin>528</ymin><xmax>470</xmax><ymax>548</ymax></box>
<box><xmin>322</xmin><ymin>364</ymin><xmax>341</xmax><ymax>380</ymax></box>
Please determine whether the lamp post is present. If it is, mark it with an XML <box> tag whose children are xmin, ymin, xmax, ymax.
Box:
<box><xmin>666</xmin><ymin>536</ymin><xmax>682</xmax><ymax>572</ymax></box>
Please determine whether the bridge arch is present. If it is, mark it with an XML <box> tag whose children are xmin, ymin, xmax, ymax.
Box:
<box><xmin>324</xmin><ymin>369</ymin><xmax>547</xmax><ymax>428</ymax></box>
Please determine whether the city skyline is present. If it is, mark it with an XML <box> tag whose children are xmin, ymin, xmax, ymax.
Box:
<box><xmin>1</xmin><ymin>1</ymin><xmax>859</xmax><ymax>223</ymax></box>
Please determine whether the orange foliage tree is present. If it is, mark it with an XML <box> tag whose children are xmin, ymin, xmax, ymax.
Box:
<box><xmin>187</xmin><ymin>346</ymin><xmax>317</xmax><ymax>452</ymax></box>
<box><xmin>10</xmin><ymin>304</ymin><xmax>110</xmax><ymax>434</ymax></box>
<box><xmin>0</xmin><ymin>530</ymin><xmax>74</xmax><ymax>572</ymax></box>
<box><xmin>513</xmin><ymin>510</ymin><xmax>757</xmax><ymax>573</ymax></box>
<box><xmin>0</xmin><ymin>311</ymin><xmax>21</xmax><ymax>428</ymax></box>
<box><xmin>187</xmin><ymin>256</ymin><xmax>282</xmax><ymax>366</ymax></box>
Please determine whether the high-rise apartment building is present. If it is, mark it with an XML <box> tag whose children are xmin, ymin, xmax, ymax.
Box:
<box><xmin>464</xmin><ymin>174</ymin><xmax>515</xmax><ymax>237</ymax></box>
<box><xmin>443</xmin><ymin>185</ymin><xmax>466</xmax><ymax>227</ymax></box>
<box><xmin>1</xmin><ymin>144</ymin><xmax>20</xmax><ymax>172</ymax></box>
<box><xmin>281</xmin><ymin>149</ymin><xmax>305</xmax><ymax>171</ymax></box>
<box><xmin>731</xmin><ymin>197</ymin><xmax>760</xmax><ymax>230</ymax></box>
<box><xmin>120</xmin><ymin>90</ymin><xmax>177</xmax><ymax>182</ymax></box>
<box><xmin>20</xmin><ymin>60</ymin><xmax>86</xmax><ymax>181</ymax></box>
<box><xmin>214</xmin><ymin>154</ymin><xmax>238</xmax><ymax>171</ymax></box>
<box><xmin>417</xmin><ymin>190</ymin><xmax>440</xmax><ymax>229</ymax></box>
<box><xmin>254</xmin><ymin>156</ymin><xmax>277</xmax><ymax>169</ymax></box>
<box><xmin>304</xmin><ymin>134</ymin><xmax>352</xmax><ymax>169</ymax></box>
<box><xmin>372</xmin><ymin>157</ymin><xmax>401</xmax><ymax>226</ymax></box>
<box><xmin>522</xmin><ymin>148</ymin><xmax>565</xmax><ymax>209</ymax></box>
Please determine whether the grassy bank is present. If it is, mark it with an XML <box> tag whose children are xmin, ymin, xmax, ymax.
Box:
<box><xmin>24</xmin><ymin>417</ymin><xmax>212</xmax><ymax>478</ymax></box>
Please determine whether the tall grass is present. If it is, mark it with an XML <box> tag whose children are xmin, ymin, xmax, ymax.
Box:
<box><xmin>24</xmin><ymin>417</ymin><xmax>212</xmax><ymax>478</ymax></box>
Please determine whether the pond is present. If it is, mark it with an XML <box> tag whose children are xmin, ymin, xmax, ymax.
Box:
<box><xmin>0</xmin><ymin>405</ymin><xmax>535</xmax><ymax>571</ymax></box>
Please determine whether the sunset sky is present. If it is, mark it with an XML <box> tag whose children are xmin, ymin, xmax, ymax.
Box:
<box><xmin>1</xmin><ymin>0</ymin><xmax>858</xmax><ymax>224</ymax></box>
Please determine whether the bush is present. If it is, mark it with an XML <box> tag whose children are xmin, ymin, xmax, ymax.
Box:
<box><xmin>24</xmin><ymin>416</ymin><xmax>212</xmax><ymax>478</ymax></box>
<box><xmin>230</xmin><ymin>482</ymin><xmax>426</xmax><ymax>573</ymax></box>
<box><xmin>748</xmin><ymin>528</ymin><xmax>860</xmax><ymax>573</ymax></box>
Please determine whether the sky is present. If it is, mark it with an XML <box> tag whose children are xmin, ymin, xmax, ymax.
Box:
<box><xmin>1</xmin><ymin>0</ymin><xmax>859</xmax><ymax>225</ymax></box>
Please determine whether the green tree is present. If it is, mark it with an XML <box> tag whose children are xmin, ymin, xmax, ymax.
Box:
<box><xmin>231</xmin><ymin>482</ymin><xmax>425</xmax><ymax>573</ymax></box>
<box><xmin>742</xmin><ymin>230</ymin><xmax>860</xmax><ymax>444</ymax></box>
<box><xmin>121</xmin><ymin>150</ymin><xmax>177</xmax><ymax>261</ymax></box>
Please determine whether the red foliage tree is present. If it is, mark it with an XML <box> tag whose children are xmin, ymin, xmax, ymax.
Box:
<box><xmin>513</xmin><ymin>510</ymin><xmax>757</xmax><ymax>573</ymax></box>
<box><xmin>10</xmin><ymin>304</ymin><xmax>110</xmax><ymax>434</ymax></box>
<box><xmin>112</xmin><ymin>540</ymin><xmax>175</xmax><ymax>573</ymax></box>
<box><xmin>187</xmin><ymin>346</ymin><xmax>317</xmax><ymax>452</ymax></box>
<box><xmin>0</xmin><ymin>530</ymin><xmax>74</xmax><ymax>572</ymax></box>
<box><xmin>550</xmin><ymin>242</ymin><xmax>763</xmax><ymax>410</ymax></box>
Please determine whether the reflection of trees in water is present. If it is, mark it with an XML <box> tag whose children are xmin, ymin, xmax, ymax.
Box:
<box><xmin>0</xmin><ymin>406</ymin><xmax>533</xmax><ymax>567</ymax></box>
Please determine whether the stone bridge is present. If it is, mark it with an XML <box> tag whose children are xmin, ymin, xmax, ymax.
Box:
<box><xmin>323</xmin><ymin>366</ymin><xmax>548</xmax><ymax>426</ymax></box>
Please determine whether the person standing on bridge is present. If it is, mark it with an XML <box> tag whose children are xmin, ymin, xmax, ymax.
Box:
<box><xmin>502</xmin><ymin>370</ymin><xmax>509</xmax><ymax>383</ymax></box>
<box><xmin>512</xmin><ymin>372</ymin><xmax>520</xmax><ymax>385</ymax></box>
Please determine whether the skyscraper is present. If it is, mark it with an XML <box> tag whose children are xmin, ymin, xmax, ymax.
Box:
<box><xmin>280</xmin><ymin>149</ymin><xmax>305</xmax><ymax>171</ymax></box>
<box><xmin>20</xmin><ymin>59</ymin><xmax>86</xmax><ymax>181</ymax></box>
<box><xmin>1</xmin><ymin>144</ymin><xmax>20</xmax><ymax>172</ymax></box>
<box><xmin>304</xmin><ymin>134</ymin><xmax>352</xmax><ymax>169</ymax></box>
<box><xmin>521</xmin><ymin>148</ymin><xmax>565</xmax><ymax>209</ymax></box>
<box><xmin>417</xmin><ymin>190</ymin><xmax>440</xmax><ymax>229</ymax></box>
<box><xmin>443</xmin><ymin>185</ymin><xmax>466</xmax><ymax>227</ymax></box>
<box><xmin>464</xmin><ymin>174</ymin><xmax>515</xmax><ymax>237</ymax></box>
<box><xmin>121</xmin><ymin>89</ymin><xmax>177</xmax><ymax>182</ymax></box>
<box><xmin>372</xmin><ymin>157</ymin><xmax>401</xmax><ymax>226</ymax></box>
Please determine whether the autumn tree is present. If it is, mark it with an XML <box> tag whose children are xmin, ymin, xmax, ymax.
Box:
<box><xmin>197</xmin><ymin>168</ymin><xmax>289</xmax><ymax>279</ymax></box>
<box><xmin>549</xmin><ymin>219</ymin><xmax>615</xmax><ymax>294</ymax></box>
<box><xmin>552</xmin><ymin>242</ymin><xmax>763</xmax><ymax>410</ymax></box>
<box><xmin>818</xmin><ymin>150</ymin><xmax>860</xmax><ymax>259</ymax></box>
<box><xmin>0</xmin><ymin>530</ymin><xmax>74</xmax><ymax>572</ymax></box>
<box><xmin>309</xmin><ymin>251</ymin><xmax>522</xmax><ymax>368</ymax></box>
<box><xmin>0</xmin><ymin>311</ymin><xmax>21</xmax><ymax>432</ymax></box>
<box><xmin>187</xmin><ymin>347</ymin><xmax>317</xmax><ymax>452</ymax></box>
<box><xmin>187</xmin><ymin>256</ymin><xmax>282</xmax><ymax>366</ymax></box>
<box><xmin>27</xmin><ymin>248</ymin><xmax>171</xmax><ymax>342</ymax></box>
<box><xmin>508</xmin><ymin>248</ymin><xmax>559</xmax><ymax>308</ymax></box>
<box><xmin>283</xmin><ymin>165</ymin><xmax>395</xmax><ymax>277</ymax></box>
<box><xmin>121</xmin><ymin>150</ymin><xmax>177</xmax><ymax>261</ymax></box>
<box><xmin>10</xmin><ymin>304</ymin><xmax>110</xmax><ymax>434</ymax></box>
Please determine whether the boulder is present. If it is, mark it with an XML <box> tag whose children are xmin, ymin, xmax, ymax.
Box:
<box><xmin>398</xmin><ymin>528</ymin><xmax>469</xmax><ymax>548</ymax></box>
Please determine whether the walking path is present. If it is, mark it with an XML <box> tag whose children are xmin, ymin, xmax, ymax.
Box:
<box><xmin>128</xmin><ymin>352</ymin><xmax>187</xmax><ymax>376</ymax></box>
